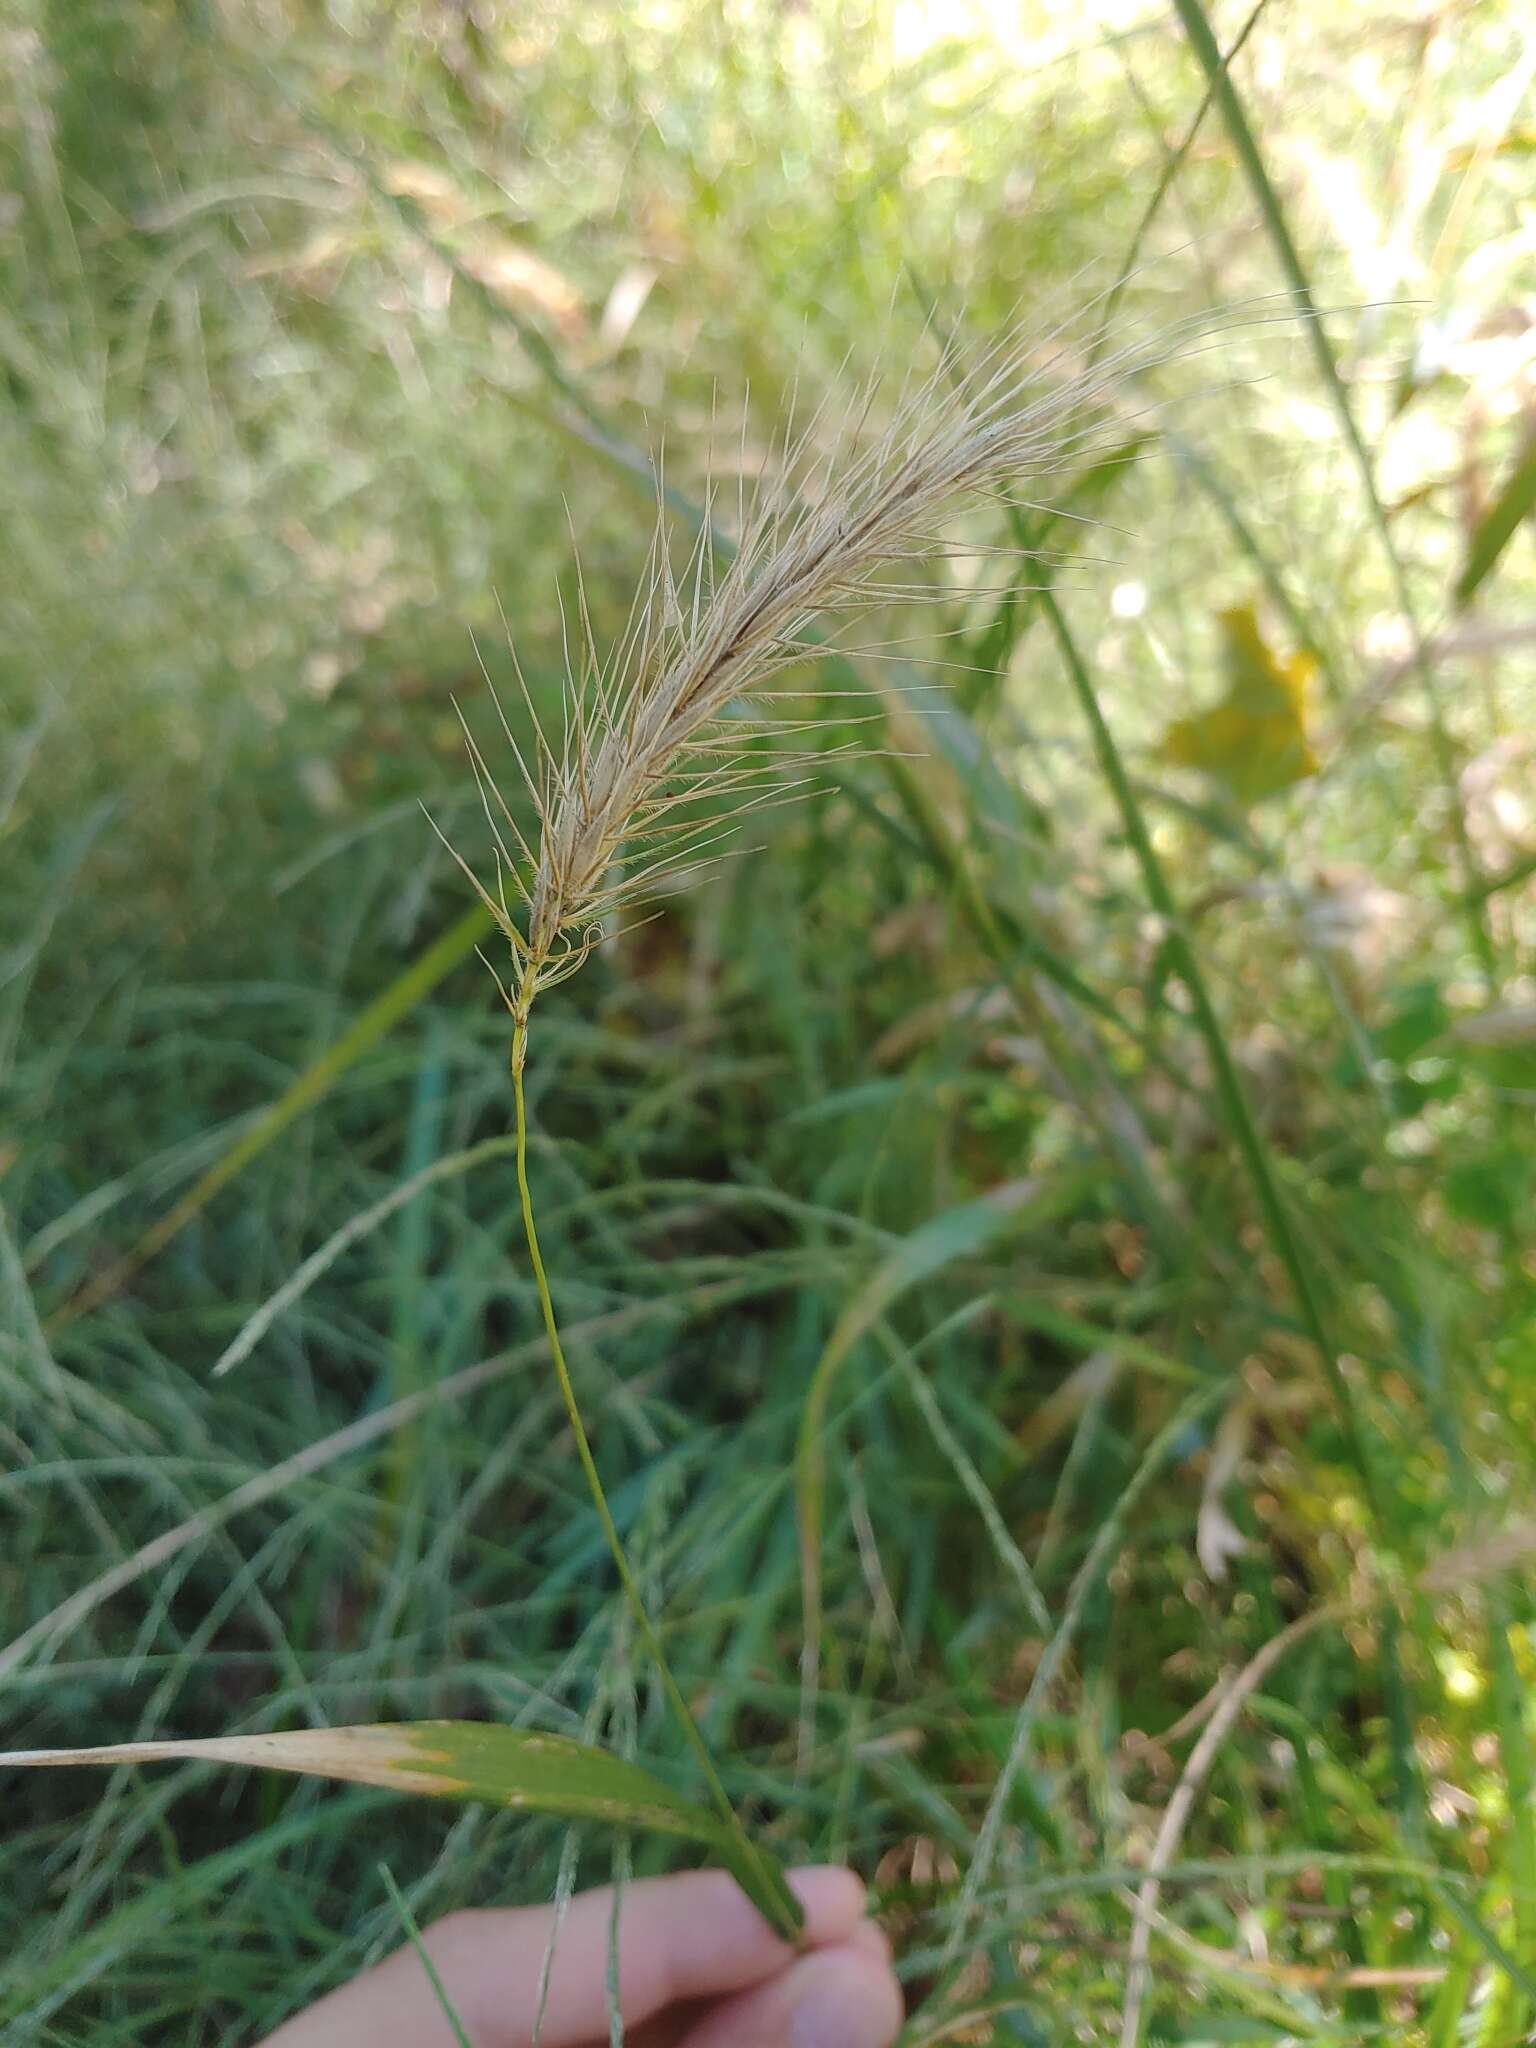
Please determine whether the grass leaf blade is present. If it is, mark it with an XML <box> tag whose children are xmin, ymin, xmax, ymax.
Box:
<box><xmin>1168</xmin><ymin>0</ymin><xmax>1495</xmax><ymax>971</ymax></box>
<box><xmin>53</xmin><ymin>904</ymin><xmax>494</xmax><ymax>1325</ymax></box>
<box><xmin>795</xmin><ymin>1178</ymin><xmax>1048</xmax><ymax>1757</ymax></box>
<box><xmin>0</xmin><ymin>1721</ymin><xmax>783</xmax><ymax>1901</ymax></box>
<box><xmin>1455</xmin><ymin>427</ymin><xmax>1536</xmax><ymax>607</ymax></box>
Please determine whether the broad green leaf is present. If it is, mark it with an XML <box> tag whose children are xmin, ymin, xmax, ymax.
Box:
<box><xmin>1455</xmin><ymin>428</ymin><xmax>1536</xmax><ymax>607</ymax></box>
<box><xmin>1162</xmin><ymin>604</ymin><xmax>1318</xmax><ymax>805</ymax></box>
<box><xmin>0</xmin><ymin>1720</ymin><xmax>792</xmax><ymax>1923</ymax></box>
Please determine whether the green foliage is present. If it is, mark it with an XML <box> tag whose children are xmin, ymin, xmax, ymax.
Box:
<box><xmin>3</xmin><ymin>1</ymin><xmax>1535</xmax><ymax>2042</ymax></box>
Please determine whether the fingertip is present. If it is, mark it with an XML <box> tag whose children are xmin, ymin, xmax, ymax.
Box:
<box><xmin>785</xmin><ymin>1946</ymin><xmax>904</xmax><ymax>2048</ymax></box>
<box><xmin>845</xmin><ymin>1917</ymin><xmax>894</xmax><ymax>1967</ymax></box>
<box><xmin>786</xmin><ymin>1865</ymin><xmax>868</xmax><ymax>1944</ymax></box>
<box><xmin>569</xmin><ymin>1865</ymin><xmax>873</xmax><ymax>2027</ymax></box>
<box><xmin>675</xmin><ymin>1940</ymin><xmax>903</xmax><ymax>2048</ymax></box>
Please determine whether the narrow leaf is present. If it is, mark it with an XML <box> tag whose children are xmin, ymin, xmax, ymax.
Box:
<box><xmin>1431</xmin><ymin>1880</ymin><xmax>1536</xmax><ymax>2009</ymax></box>
<box><xmin>378</xmin><ymin>1865</ymin><xmax>476</xmax><ymax>2048</ymax></box>
<box><xmin>1169</xmin><ymin>0</ymin><xmax>1495</xmax><ymax>970</ymax></box>
<box><xmin>796</xmin><ymin>1179</ymin><xmax>1047</xmax><ymax>1750</ymax></box>
<box><xmin>1455</xmin><ymin>428</ymin><xmax>1536</xmax><ymax>607</ymax></box>
<box><xmin>53</xmin><ymin>904</ymin><xmax>492</xmax><ymax>1325</ymax></box>
<box><xmin>0</xmin><ymin>1720</ymin><xmax>789</xmax><ymax>1920</ymax></box>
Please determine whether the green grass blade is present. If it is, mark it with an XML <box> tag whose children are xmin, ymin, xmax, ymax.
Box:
<box><xmin>1432</xmin><ymin>1881</ymin><xmax>1536</xmax><ymax>2012</ymax></box>
<box><xmin>1425</xmin><ymin>1938</ymin><xmax>1479</xmax><ymax>2048</ymax></box>
<box><xmin>210</xmin><ymin>1132</ymin><xmax>522</xmax><ymax>1378</ymax></box>
<box><xmin>387</xmin><ymin>1024</ymin><xmax>450</xmax><ymax>1501</ymax></box>
<box><xmin>944</xmin><ymin>1380</ymin><xmax>1228</xmax><ymax>1965</ymax></box>
<box><xmin>1168</xmin><ymin>0</ymin><xmax>1494</xmax><ymax>972</ymax></box>
<box><xmin>872</xmin><ymin>735</ymin><xmax>1174</xmax><ymax>1077</ymax></box>
<box><xmin>879</xmin><ymin>1320</ymin><xmax>1052</xmax><ymax>1635</ymax></box>
<box><xmin>959</xmin><ymin>433</ymin><xmax>1152</xmax><ymax>711</ymax></box>
<box><xmin>999</xmin><ymin>1295</ymin><xmax>1201</xmax><ymax>1385</ymax></box>
<box><xmin>1112</xmin><ymin>0</ymin><xmax>1270</xmax><ymax>302</ymax></box>
<box><xmin>1455</xmin><ymin>428</ymin><xmax>1536</xmax><ymax>607</ymax></box>
<box><xmin>1489</xmin><ymin>1601</ymin><xmax>1536</xmax><ymax>2013</ymax></box>
<box><xmin>509</xmin><ymin>1016</ymin><xmax>802</xmax><ymax>1941</ymax></box>
<box><xmin>378</xmin><ymin>1864</ymin><xmax>475</xmax><ymax>2048</ymax></box>
<box><xmin>1165</xmin><ymin>0</ymin><xmax>1394</xmax><ymax>529</ymax></box>
<box><xmin>0</xmin><ymin>1796</ymin><xmax>387</xmax><ymax>2023</ymax></box>
<box><xmin>1039</xmin><ymin>583</ymin><xmax>1382</xmax><ymax>1517</ymax></box>
<box><xmin>53</xmin><ymin>902</ymin><xmax>493</xmax><ymax>1325</ymax></box>
<box><xmin>795</xmin><ymin>1177</ymin><xmax>1060</xmax><ymax>1757</ymax></box>
<box><xmin>0</xmin><ymin>1721</ymin><xmax>778</xmax><ymax>1905</ymax></box>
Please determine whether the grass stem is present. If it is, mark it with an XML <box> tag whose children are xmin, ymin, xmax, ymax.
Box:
<box><xmin>1039</xmin><ymin>586</ymin><xmax>1382</xmax><ymax>1513</ymax></box>
<box><xmin>509</xmin><ymin>1009</ymin><xmax>802</xmax><ymax>1940</ymax></box>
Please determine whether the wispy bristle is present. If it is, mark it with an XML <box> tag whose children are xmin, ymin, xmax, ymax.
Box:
<box><xmin>453</xmin><ymin>301</ymin><xmax>1269</xmax><ymax>1026</ymax></box>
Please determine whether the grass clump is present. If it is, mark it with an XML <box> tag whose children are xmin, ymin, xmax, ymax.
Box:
<box><xmin>3</xmin><ymin>2</ymin><xmax>1536</xmax><ymax>2043</ymax></box>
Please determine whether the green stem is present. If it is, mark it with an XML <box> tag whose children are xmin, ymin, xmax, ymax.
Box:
<box><xmin>509</xmin><ymin>1007</ymin><xmax>802</xmax><ymax>1941</ymax></box>
<box><xmin>1040</xmin><ymin>586</ymin><xmax>1385</xmax><ymax>1527</ymax></box>
<box><xmin>1169</xmin><ymin>0</ymin><xmax>1495</xmax><ymax>981</ymax></box>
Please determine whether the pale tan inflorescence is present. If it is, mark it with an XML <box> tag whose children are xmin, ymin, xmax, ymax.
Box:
<box><xmin>439</xmin><ymin>303</ymin><xmax>1239</xmax><ymax>1040</ymax></box>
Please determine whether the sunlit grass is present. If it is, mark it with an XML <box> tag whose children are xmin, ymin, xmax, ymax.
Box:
<box><xmin>2</xmin><ymin>0</ymin><xmax>1534</xmax><ymax>2041</ymax></box>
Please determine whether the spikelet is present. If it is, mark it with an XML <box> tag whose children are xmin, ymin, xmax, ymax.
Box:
<box><xmin>437</xmin><ymin>302</ymin><xmax>1251</xmax><ymax>1046</ymax></box>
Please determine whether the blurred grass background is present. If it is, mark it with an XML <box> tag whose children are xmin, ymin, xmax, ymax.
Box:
<box><xmin>3</xmin><ymin>0</ymin><xmax>1535</xmax><ymax>2040</ymax></box>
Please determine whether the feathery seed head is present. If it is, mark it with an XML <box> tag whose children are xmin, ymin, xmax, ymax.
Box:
<box><xmin>443</xmin><ymin>302</ymin><xmax>1256</xmax><ymax>1043</ymax></box>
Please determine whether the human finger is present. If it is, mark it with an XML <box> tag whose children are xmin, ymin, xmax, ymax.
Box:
<box><xmin>669</xmin><ymin>1926</ymin><xmax>902</xmax><ymax>2048</ymax></box>
<box><xmin>259</xmin><ymin>1865</ymin><xmax>868</xmax><ymax>2048</ymax></box>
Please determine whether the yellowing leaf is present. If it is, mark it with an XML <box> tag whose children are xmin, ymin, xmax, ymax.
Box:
<box><xmin>0</xmin><ymin>1721</ymin><xmax>792</xmax><ymax>1925</ymax></box>
<box><xmin>1162</xmin><ymin>604</ymin><xmax>1319</xmax><ymax>805</ymax></box>
<box><xmin>458</xmin><ymin>235</ymin><xmax>586</xmax><ymax>338</ymax></box>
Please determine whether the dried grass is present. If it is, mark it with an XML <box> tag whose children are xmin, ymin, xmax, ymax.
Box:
<box><xmin>437</xmin><ymin>301</ymin><xmax>1253</xmax><ymax>1041</ymax></box>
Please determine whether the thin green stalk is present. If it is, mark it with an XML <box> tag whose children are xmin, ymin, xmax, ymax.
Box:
<box><xmin>509</xmin><ymin>1010</ymin><xmax>801</xmax><ymax>1941</ymax></box>
<box><xmin>1169</xmin><ymin>0</ymin><xmax>1495</xmax><ymax>978</ymax></box>
<box><xmin>1039</xmin><ymin>584</ymin><xmax>1384</xmax><ymax>1522</ymax></box>
<box><xmin>941</xmin><ymin>1379</ymin><xmax>1228</xmax><ymax>1970</ymax></box>
<box><xmin>379</xmin><ymin>1865</ymin><xmax>475</xmax><ymax>2048</ymax></box>
<box><xmin>878</xmin><ymin>738</ymin><xmax>1189</xmax><ymax>1261</ymax></box>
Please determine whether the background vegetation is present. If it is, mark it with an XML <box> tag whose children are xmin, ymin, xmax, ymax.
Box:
<box><xmin>3</xmin><ymin>0</ymin><xmax>1534</xmax><ymax>2040</ymax></box>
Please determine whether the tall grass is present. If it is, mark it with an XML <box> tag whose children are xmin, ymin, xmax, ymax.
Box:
<box><xmin>3</xmin><ymin>1</ymin><xmax>1535</xmax><ymax>2042</ymax></box>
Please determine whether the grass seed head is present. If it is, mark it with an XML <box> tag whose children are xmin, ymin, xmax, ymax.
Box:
<box><xmin>447</xmin><ymin>301</ymin><xmax>1251</xmax><ymax>1038</ymax></box>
